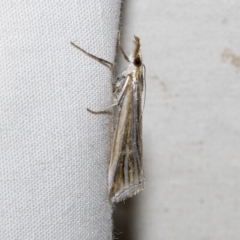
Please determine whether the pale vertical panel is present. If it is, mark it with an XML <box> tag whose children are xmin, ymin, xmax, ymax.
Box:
<box><xmin>114</xmin><ymin>1</ymin><xmax>240</xmax><ymax>239</ymax></box>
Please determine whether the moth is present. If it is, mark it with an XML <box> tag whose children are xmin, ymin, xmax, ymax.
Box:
<box><xmin>71</xmin><ymin>33</ymin><xmax>146</xmax><ymax>203</ymax></box>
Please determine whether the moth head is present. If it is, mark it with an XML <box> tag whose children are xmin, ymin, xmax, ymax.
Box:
<box><xmin>132</xmin><ymin>36</ymin><xmax>142</xmax><ymax>67</ymax></box>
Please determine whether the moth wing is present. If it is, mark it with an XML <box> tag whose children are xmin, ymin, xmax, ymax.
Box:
<box><xmin>108</xmin><ymin>75</ymin><xmax>145</xmax><ymax>203</ymax></box>
<box><xmin>141</xmin><ymin>64</ymin><xmax>146</xmax><ymax>114</ymax></box>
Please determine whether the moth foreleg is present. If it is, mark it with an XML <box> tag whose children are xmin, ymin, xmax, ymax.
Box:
<box><xmin>118</xmin><ymin>32</ymin><xmax>130</xmax><ymax>63</ymax></box>
<box><xmin>87</xmin><ymin>102</ymin><xmax>118</xmax><ymax>115</ymax></box>
<box><xmin>70</xmin><ymin>42</ymin><xmax>113</xmax><ymax>69</ymax></box>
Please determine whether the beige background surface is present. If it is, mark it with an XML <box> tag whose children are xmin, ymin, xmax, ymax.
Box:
<box><xmin>114</xmin><ymin>1</ymin><xmax>240</xmax><ymax>239</ymax></box>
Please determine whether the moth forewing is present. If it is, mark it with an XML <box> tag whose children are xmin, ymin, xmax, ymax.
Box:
<box><xmin>109</xmin><ymin>36</ymin><xmax>145</xmax><ymax>202</ymax></box>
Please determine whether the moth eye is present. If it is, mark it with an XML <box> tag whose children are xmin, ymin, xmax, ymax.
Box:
<box><xmin>133</xmin><ymin>58</ymin><xmax>142</xmax><ymax>67</ymax></box>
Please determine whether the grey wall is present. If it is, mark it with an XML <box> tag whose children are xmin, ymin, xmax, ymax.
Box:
<box><xmin>114</xmin><ymin>1</ymin><xmax>240</xmax><ymax>239</ymax></box>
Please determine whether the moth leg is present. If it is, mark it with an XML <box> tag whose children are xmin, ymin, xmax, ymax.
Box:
<box><xmin>70</xmin><ymin>42</ymin><xmax>113</xmax><ymax>69</ymax></box>
<box><xmin>118</xmin><ymin>31</ymin><xmax>130</xmax><ymax>63</ymax></box>
<box><xmin>87</xmin><ymin>102</ymin><xmax>118</xmax><ymax>114</ymax></box>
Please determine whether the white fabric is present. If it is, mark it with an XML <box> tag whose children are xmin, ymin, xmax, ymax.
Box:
<box><xmin>114</xmin><ymin>1</ymin><xmax>240</xmax><ymax>240</ymax></box>
<box><xmin>0</xmin><ymin>1</ymin><xmax>121</xmax><ymax>239</ymax></box>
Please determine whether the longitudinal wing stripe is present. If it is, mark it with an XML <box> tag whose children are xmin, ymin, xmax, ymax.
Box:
<box><xmin>132</xmin><ymin>82</ymin><xmax>142</xmax><ymax>179</ymax></box>
<box><xmin>108</xmin><ymin>77</ymin><xmax>132</xmax><ymax>196</ymax></box>
<box><xmin>124</xmin><ymin>147</ymin><xmax>129</xmax><ymax>186</ymax></box>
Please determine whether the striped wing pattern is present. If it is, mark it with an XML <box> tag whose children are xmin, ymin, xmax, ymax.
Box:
<box><xmin>108</xmin><ymin>74</ymin><xmax>145</xmax><ymax>203</ymax></box>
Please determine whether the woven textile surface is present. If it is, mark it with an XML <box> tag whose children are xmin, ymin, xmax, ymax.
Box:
<box><xmin>0</xmin><ymin>1</ymin><xmax>121</xmax><ymax>239</ymax></box>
